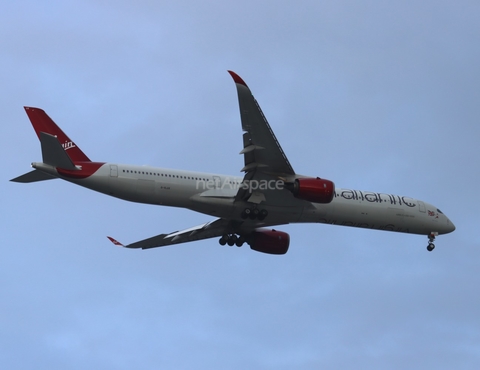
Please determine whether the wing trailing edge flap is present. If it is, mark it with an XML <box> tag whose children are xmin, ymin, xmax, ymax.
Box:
<box><xmin>107</xmin><ymin>218</ymin><xmax>231</xmax><ymax>249</ymax></box>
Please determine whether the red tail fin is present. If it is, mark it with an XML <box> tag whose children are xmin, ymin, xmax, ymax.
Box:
<box><xmin>24</xmin><ymin>107</ymin><xmax>91</xmax><ymax>163</ymax></box>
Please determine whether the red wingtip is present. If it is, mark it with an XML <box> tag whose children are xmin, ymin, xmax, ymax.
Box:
<box><xmin>227</xmin><ymin>70</ymin><xmax>248</xmax><ymax>87</ymax></box>
<box><xmin>107</xmin><ymin>236</ymin><xmax>124</xmax><ymax>247</ymax></box>
<box><xmin>24</xmin><ymin>106</ymin><xmax>43</xmax><ymax>112</ymax></box>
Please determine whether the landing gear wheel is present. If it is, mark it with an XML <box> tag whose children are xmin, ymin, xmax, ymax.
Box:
<box><xmin>235</xmin><ymin>236</ymin><xmax>245</xmax><ymax>247</ymax></box>
<box><xmin>427</xmin><ymin>243</ymin><xmax>435</xmax><ymax>252</ymax></box>
<box><xmin>227</xmin><ymin>234</ymin><xmax>237</xmax><ymax>246</ymax></box>
<box><xmin>241</xmin><ymin>208</ymin><xmax>251</xmax><ymax>219</ymax></box>
<box><xmin>258</xmin><ymin>209</ymin><xmax>268</xmax><ymax>221</ymax></box>
<box><xmin>250</xmin><ymin>208</ymin><xmax>259</xmax><ymax>220</ymax></box>
<box><xmin>241</xmin><ymin>207</ymin><xmax>268</xmax><ymax>220</ymax></box>
<box><xmin>219</xmin><ymin>234</ymin><xmax>244</xmax><ymax>248</ymax></box>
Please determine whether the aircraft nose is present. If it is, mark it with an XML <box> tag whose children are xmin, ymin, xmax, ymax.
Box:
<box><xmin>445</xmin><ymin>217</ymin><xmax>456</xmax><ymax>233</ymax></box>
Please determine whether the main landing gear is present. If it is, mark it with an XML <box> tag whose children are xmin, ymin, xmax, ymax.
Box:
<box><xmin>241</xmin><ymin>207</ymin><xmax>268</xmax><ymax>221</ymax></box>
<box><xmin>427</xmin><ymin>232</ymin><xmax>438</xmax><ymax>252</ymax></box>
<box><xmin>219</xmin><ymin>234</ymin><xmax>246</xmax><ymax>247</ymax></box>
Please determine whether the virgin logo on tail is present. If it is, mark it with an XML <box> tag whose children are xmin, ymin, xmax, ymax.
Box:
<box><xmin>62</xmin><ymin>141</ymin><xmax>76</xmax><ymax>151</ymax></box>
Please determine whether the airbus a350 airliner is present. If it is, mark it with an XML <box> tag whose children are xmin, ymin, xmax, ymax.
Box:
<box><xmin>11</xmin><ymin>71</ymin><xmax>455</xmax><ymax>254</ymax></box>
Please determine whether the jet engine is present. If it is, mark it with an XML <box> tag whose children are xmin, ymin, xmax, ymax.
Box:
<box><xmin>287</xmin><ymin>177</ymin><xmax>334</xmax><ymax>204</ymax></box>
<box><xmin>249</xmin><ymin>229</ymin><xmax>290</xmax><ymax>255</ymax></box>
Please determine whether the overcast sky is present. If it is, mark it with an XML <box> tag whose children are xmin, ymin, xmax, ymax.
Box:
<box><xmin>2</xmin><ymin>1</ymin><xmax>479</xmax><ymax>369</ymax></box>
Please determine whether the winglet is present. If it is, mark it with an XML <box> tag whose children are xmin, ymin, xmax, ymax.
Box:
<box><xmin>227</xmin><ymin>70</ymin><xmax>248</xmax><ymax>88</ymax></box>
<box><xmin>107</xmin><ymin>236</ymin><xmax>124</xmax><ymax>247</ymax></box>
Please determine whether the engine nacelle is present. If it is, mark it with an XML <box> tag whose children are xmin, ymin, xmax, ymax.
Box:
<box><xmin>289</xmin><ymin>177</ymin><xmax>335</xmax><ymax>204</ymax></box>
<box><xmin>249</xmin><ymin>229</ymin><xmax>290</xmax><ymax>255</ymax></box>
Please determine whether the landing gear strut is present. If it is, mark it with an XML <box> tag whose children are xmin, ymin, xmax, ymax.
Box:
<box><xmin>427</xmin><ymin>232</ymin><xmax>437</xmax><ymax>252</ymax></box>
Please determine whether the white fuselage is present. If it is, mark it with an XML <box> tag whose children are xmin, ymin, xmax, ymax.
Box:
<box><xmin>33</xmin><ymin>161</ymin><xmax>455</xmax><ymax>237</ymax></box>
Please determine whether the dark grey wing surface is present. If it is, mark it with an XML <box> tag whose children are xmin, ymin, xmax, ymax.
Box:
<box><xmin>228</xmin><ymin>71</ymin><xmax>302</xmax><ymax>207</ymax></box>
<box><xmin>108</xmin><ymin>218</ymin><xmax>231</xmax><ymax>249</ymax></box>
<box><xmin>228</xmin><ymin>71</ymin><xmax>295</xmax><ymax>177</ymax></box>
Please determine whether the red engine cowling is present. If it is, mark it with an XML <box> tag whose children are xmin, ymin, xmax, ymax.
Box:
<box><xmin>249</xmin><ymin>229</ymin><xmax>290</xmax><ymax>255</ymax></box>
<box><xmin>291</xmin><ymin>177</ymin><xmax>335</xmax><ymax>204</ymax></box>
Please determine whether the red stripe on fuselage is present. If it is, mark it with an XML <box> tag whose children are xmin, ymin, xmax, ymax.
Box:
<box><xmin>57</xmin><ymin>162</ymin><xmax>105</xmax><ymax>179</ymax></box>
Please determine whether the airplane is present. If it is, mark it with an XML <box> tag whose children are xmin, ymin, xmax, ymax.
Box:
<box><xmin>11</xmin><ymin>71</ymin><xmax>455</xmax><ymax>254</ymax></box>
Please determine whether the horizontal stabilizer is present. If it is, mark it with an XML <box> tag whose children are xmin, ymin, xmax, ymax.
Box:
<box><xmin>40</xmin><ymin>132</ymin><xmax>77</xmax><ymax>170</ymax></box>
<box><xmin>10</xmin><ymin>169</ymin><xmax>56</xmax><ymax>183</ymax></box>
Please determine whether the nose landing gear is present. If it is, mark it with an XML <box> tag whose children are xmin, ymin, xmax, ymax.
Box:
<box><xmin>427</xmin><ymin>232</ymin><xmax>438</xmax><ymax>252</ymax></box>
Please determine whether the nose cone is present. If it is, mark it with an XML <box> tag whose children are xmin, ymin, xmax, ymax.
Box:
<box><xmin>445</xmin><ymin>217</ymin><xmax>456</xmax><ymax>233</ymax></box>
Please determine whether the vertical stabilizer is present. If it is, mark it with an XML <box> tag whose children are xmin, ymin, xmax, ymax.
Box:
<box><xmin>24</xmin><ymin>107</ymin><xmax>91</xmax><ymax>163</ymax></box>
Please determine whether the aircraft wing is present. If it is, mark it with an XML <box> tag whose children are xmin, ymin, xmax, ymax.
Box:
<box><xmin>228</xmin><ymin>71</ymin><xmax>295</xmax><ymax>177</ymax></box>
<box><xmin>107</xmin><ymin>218</ymin><xmax>231</xmax><ymax>249</ymax></box>
<box><xmin>229</xmin><ymin>71</ymin><xmax>304</xmax><ymax>206</ymax></box>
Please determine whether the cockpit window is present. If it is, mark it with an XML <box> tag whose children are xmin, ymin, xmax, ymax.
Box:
<box><xmin>437</xmin><ymin>209</ymin><xmax>443</xmax><ymax>214</ymax></box>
